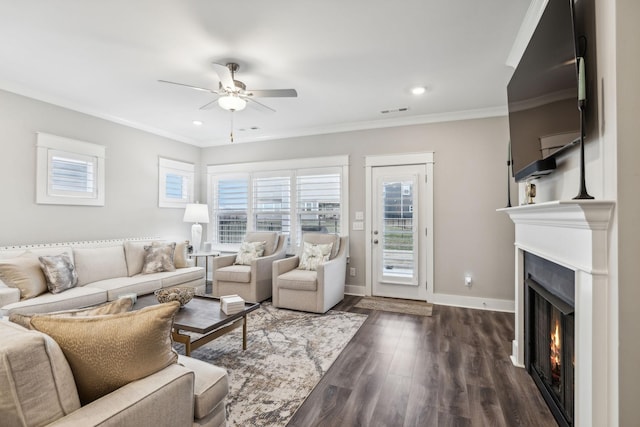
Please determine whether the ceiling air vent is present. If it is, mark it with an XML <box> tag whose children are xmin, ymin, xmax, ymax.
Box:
<box><xmin>380</xmin><ymin>107</ymin><xmax>409</xmax><ymax>114</ymax></box>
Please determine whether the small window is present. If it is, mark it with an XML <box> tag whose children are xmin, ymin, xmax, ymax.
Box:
<box><xmin>159</xmin><ymin>158</ymin><xmax>194</xmax><ymax>208</ymax></box>
<box><xmin>36</xmin><ymin>133</ymin><xmax>105</xmax><ymax>206</ymax></box>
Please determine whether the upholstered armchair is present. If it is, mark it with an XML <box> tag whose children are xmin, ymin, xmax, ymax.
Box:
<box><xmin>211</xmin><ymin>232</ymin><xmax>286</xmax><ymax>303</ymax></box>
<box><xmin>272</xmin><ymin>233</ymin><xmax>348</xmax><ymax>313</ymax></box>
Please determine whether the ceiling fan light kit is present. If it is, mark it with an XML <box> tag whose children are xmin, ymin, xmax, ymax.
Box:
<box><xmin>218</xmin><ymin>95</ymin><xmax>247</xmax><ymax>111</ymax></box>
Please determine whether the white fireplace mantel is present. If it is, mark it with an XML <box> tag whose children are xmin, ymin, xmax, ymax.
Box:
<box><xmin>499</xmin><ymin>199</ymin><xmax>615</xmax><ymax>427</ymax></box>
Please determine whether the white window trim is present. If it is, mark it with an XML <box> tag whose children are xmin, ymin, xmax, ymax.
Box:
<box><xmin>158</xmin><ymin>157</ymin><xmax>195</xmax><ymax>208</ymax></box>
<box><xmin>36</xmin><ymin>132</ymin><xmax>105</xmax><ymax>206</ymax></box>
<box><xmin>207</xmin><ymin>155</ymin><xmax>349</xmax><ymax>253</ymax></box>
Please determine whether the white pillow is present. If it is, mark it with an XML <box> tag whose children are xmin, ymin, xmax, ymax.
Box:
<box><xmin>234</xmin><ymin>241</ymin><xmax>266</xmax><ymax>265</ymax></box>
<box><xmin>298</xmin><ymin>242</ymin><xmax>333</xmax><ymax>271</ymax></box>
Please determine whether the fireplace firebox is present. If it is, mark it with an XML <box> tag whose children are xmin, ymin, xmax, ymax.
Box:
<box><xmin>524</xmin><ymin>253</ymin><xmax>575</xmax><ymax>427</ymax></box>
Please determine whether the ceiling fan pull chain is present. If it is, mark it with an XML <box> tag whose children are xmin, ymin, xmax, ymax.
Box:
<box><xmin>230</xmin><ymin>112</ymin><xmax>234</xmax><ymax>143</ymax></box>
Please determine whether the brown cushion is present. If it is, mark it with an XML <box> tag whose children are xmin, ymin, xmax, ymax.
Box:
<box><xmin>9</xmin><ymin>297</ymin><xmax>134</xmax><ymax>330</ymax></box>
<box><xmin>30</xmin><ymin>301</ymin><xmax>180</xmax><ymax>405</ymax></box>
<box><xmin>39</xmin><ymin>254</ymin><xmax>78</xmax><ymax>294</ymax></box>
<box><xmin>0</xmin><ymin>252</ymin><xmax>48</xmax><ymax>299</ymax></box>
<box><xmin>141</xmin><ymin>242</ymin><xmax>176</xmax><ymax>274</ymax></box>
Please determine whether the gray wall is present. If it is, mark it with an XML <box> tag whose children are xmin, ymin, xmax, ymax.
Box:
<box><xmin>0</xmin><ymin>89</ymin><xmax>200</xmax><ymax>246</ymax></box>
<box><xmin>201</xmin><ymin>117</ymin><xmax>517</xmax><ymax>302</ymax></box>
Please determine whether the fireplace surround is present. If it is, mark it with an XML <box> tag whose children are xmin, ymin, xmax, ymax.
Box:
<box><xmin>500</xmin><ymin>200</ymin><xmax>614</xmax><ymax>427</ymax></box>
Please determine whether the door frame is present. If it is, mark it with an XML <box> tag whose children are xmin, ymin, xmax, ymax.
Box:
<box><xmin>364</xmin><ymin>153</ymin><xmax>434</xmax><ymax>302</ymax></box>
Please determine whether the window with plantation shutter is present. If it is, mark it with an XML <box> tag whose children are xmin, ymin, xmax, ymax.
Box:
<box><xmin>207</xmin><ymin>156</ymin><xmax>348</xmax><ymax>253</ymax></box>
<box><xmin>36</xmin><ymin>133</ymin><xmax>105</xmax><ymax>206</ymax></box>
<box><xmin>158</xmin><ymin>158</ymin><xmax>194</xmax><ymax>208</ymax></box>
<box><xmin>253</xmin><ymin>173</ymin><xmax>291</xmax><ymax>235</ymax></box>
<box><xmin>212</xmin><ymin>175</ymin><xmax>249</xmax><ymax>244</ymax></box>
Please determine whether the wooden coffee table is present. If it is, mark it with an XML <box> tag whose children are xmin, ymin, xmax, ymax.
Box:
<box><xmin>134</xmin><ymin>294</ymin><xmax>260</xmax><ymax>356</ymax></box>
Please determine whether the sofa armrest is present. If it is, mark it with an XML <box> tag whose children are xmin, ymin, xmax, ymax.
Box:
<box><xmin>0</xmin><ymin>285</ymin><xmax>21</xmax><ymax>309</ymax></box>
<box><xmin>47</xmin><ymin>364</ymin><xmax>195</xmax><ymax>427</ymax></box>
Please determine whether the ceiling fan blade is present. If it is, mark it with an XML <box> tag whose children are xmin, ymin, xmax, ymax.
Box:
<box><xmin>212</xmin><ymin>63</ymin><xmax>236</xmax><ymax>91</ymax></box>
<box><xmin>245</xmin><ymin>96</ymin><xmax>276</xmax><ymax>112</ymax></box>
<box><xmin>158</xmin><ymin>79</ymin><xmax>214</xmax><ymax>93</ymax></box>
<box><xmin>246</xmin><ymin>89</ymin><xmax>298</xmax><ymax>98</ymax></box>
<box><xmin>199</xmin><ymin>97</ymin><xmax>220</xmax><ymax>110</ymax></box>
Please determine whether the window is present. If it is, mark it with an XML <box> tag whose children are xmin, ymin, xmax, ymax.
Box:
<box><xmin>36</xmin><ymin>133</ymin><xmax>105</xmax><ymax>206</ymax></box>
<box><xmin>158</xmin><ymin>158</ymin><xmax>194</xmax><ymax>208</ymax></box>
<box><xmin>208</xmin><ymin>156</ymin><xmax>349</xmax><ymax>252</ymax></box>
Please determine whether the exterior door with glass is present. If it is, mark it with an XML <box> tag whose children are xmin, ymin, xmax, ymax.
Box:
<box><xmin>371</xmin><ymin>164</ymin><xmax>427</xmax><ymax>301</ymax></box>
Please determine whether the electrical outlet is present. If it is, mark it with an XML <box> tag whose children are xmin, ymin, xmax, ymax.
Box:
<box><xmin>464</xmin><ymin>275</ymin><xmax>472</xmax><ymax>287</ymax></box>
<box><xmin>350</xmin><ymin>267</ymin><xmax>356</xmax><ymax>277</ymax></box>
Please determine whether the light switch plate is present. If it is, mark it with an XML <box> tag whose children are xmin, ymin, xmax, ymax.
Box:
<box><xmin>352</xmin><ymin>221</ymin><xmax>364</xmax><ymax>231</ymax></box>
<box><xmin>355</xmin><ymin>211</ymin><xmax>364</xmax><ymax>220</ymax></box>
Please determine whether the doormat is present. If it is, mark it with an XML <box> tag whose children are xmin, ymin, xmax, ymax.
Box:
<box><xmin>354</xmin><ymin>296</ymin><xmax>433</xmax><ymax>317</ymax></box>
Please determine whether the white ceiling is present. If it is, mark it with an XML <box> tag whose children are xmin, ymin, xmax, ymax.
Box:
<box><xmin>0</xmin><ymin>0</ymin><xmax>532</xmax><ymax>147</ymax></box>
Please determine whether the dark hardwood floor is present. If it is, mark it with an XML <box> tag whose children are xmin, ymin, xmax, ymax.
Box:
<box><xmin>288</xmin><ymin>296</ymin><xmax>557</xmax><ymax>427</ymax></box>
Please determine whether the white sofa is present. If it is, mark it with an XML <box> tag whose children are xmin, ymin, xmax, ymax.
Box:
<box><xmin>0</xmin><ymin>239</ymin><xmax>205</xmax><ymax>316</ymax></box>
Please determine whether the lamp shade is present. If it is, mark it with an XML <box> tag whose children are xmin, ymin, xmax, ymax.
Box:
<box><xmin>183</xmin><ymin>203</ymin><xmax>209</xmax><ymax>224</ymax></box>
<box><xmin>218</xmin><ymin>95</ymin><xmax>247</xmax><ymax>111</ymax></box>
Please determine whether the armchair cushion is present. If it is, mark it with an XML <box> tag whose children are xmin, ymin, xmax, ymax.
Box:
<box><xmin>30</xmin><ymin>301</ymin><xmax>180</xmax><ymax>405</ymax></box>
<box><xmin>301</xmin><ymin>233</ymin><xmax>340</xmax><ymax>259</ymax></box>
<box><xmin>234</xmin><ymin>241</ymin><xmax>266</xmax><ymax>265</ymax></box>
<box><xmin>298</xmin><ymin>241</ymin><xmax>333</xmax><ymax>271</ymax></box>
<box><xmin>215</xmin><ymin>265</ymin><xmax>252</xmax><ymax>283</ymax></box>
<box><xmin>244</xmin><ymin>231</ymin><xmax>279</xmax><ymax>256</ymax></box>
<box><xmin>178</xmin><ymin>355</ymin><xmax>229</xmax><ymax>419</ymax></box>
<box><xmin>277</xmin><ymin>269</ymin><xmax>318</xmax><ymax>291</ymax></box>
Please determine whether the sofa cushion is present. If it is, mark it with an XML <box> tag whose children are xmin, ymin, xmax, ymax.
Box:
<box><xmin>85</xmin><ymin>275</ymin><xmax>163</xmax><ymax>301</ymax></box>
<box><xmin>31</xmin><ymin>301</ymin><xmax>180</xmax><ymax>405</ymax></box>
<box><xmin>0</xmin><ymin>251</ymin><xmax>48</xmax><ymax>300</ymax></box>
<box><xmin>39</xmin><ymin>254</ymin><xmax>78</xmax><ymax>294</ymax></box>
<box><xmin>142</xmin><ymin>243</ymin><xmax>176</xmax><ymax>274</ymax></box>
<box><xmin>74</xmin><ymin>246</ymin><xmax>129</xmax><ymax>286</ymax></box>
<box><xmin>178</xmin><ymin>355</ymin><xmax>229</xmax><ymax>420</ymax></box>
<box><xmin>158</xmin><ymin>267</ymin><xmax>205</xmax><ymax>288</ymax></box>
<box><xmin>9</xmin><ymin>297</ymin><xmax>134</xmax><ymax>329</ymax></box>
<box><xmin>174</xmin><ymin>241</ymin><xmax>190</xmax><ymax>268</ymax></box>
<box><xmin>277</xmin><ymin>269</ymin><xmax>318</xmax><ymax>291</ymax></box>
<box><xmin>0</xmin><ymin>320</ymin><xmax>81</xmax><ymax>426</ymax></box>
<box><xmin>124</xmin><ymin>240</ymin><xmax>154</xmax><ymax>276</ymax></box>
<box><xmin>0</xmin><ymin>285</ymin><xmax>107</xmax><ymax>316</ymax></box>
<box><xmin>298</xmin><ymin>241</ymin><xmax>333</xmax><ymax>271</ymax></box>
<box><xmin>244</xmin><ymin>231</ymin><xmax>279</xmax><ymax>256</ymax></box>
<box><xmin>215</xmin><ymin>265</ymin><xmax>252</xmax><ymax>283</ymax></box>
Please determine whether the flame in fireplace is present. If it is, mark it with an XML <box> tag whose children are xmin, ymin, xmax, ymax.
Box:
<box><xmin>550</xmin><ymin>320</ymin><xmax>561</xmax><ymax>385</ymax></box>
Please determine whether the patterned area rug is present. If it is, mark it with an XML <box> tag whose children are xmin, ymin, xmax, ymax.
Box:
<box><xmin>177</xmin><ymin>303</ymin><xmax>367</xmax><ymax>427</ymax></box>
<box><xmin>354</xmin><ymin>296</ymin><xmax>433</xmax><ymax>316</ymax></box>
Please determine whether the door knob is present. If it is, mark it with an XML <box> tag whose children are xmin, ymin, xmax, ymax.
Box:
<box><xmin>373</xmin><ymin>230</ymin><xmax>379</xmax><ymax>235</ymax></box>
<box><xmin>373</xmin><ymin>239</ymin><xmax>379</xmax><ymax>244</ymax></box>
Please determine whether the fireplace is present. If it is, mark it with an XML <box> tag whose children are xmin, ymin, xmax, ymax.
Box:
<box><xmin>525</xmin><ymin>252</ymin><xmax>575</xmax><ymax>426</ymax></box>
<box><xmin>501</xmin><ymin>200</ymin><xmax>614</xmax><ymax>426</ymax></box>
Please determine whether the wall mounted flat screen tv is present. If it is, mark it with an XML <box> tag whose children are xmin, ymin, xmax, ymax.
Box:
<box><xmin>507</xmin><ymin>0</ymin><xmax>581</xmax><ymax>182</ymax></box>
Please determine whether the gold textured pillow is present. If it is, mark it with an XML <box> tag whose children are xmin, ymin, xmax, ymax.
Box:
<box><xmin>0</xmin><ymin>252</ymin><xmax>48</xmax><ymax>299</ymax></box>
<box><xmin>9</xmin><ymin>297</ymin><xmax>134</xmax><ymax>330</ymax></box>
<box><xmin>30</xmin><ymin>301</ymin><xmax>180</xmax><ymax>405</ymax></box>
<box><xmin>141</xmin><ymin>242</ymin><xmax>176</xmax><ymax>274</ymax></box>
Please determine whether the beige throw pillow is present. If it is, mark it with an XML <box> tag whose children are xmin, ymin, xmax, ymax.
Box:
<box><xmin>173</xmin><ymin>241</ymin><xmax>189</xmax><ymax>268</ymax></box>
<box><xmin>141</xmin><ymin>242</ymin><xmax>176</xmax><ymax>274</ymax></box>
<box><xmin>0</xmin><ymin>252</ymin><xmax>48</xmax><ymax>300</ymax></box>
<box><xmin>298</xmin><ymin>242</ymin><xmax>333</xmax><ymax>271</ymax></box>
<box><xmin>9</xmin><ymin>298</ymin><xmax>134</xmax><ymax>330</ymax></box>
<box><xmin>30</xmin><ymin>301</ymin><xmax>180</xmax><ymax>405</ymax></box>
<box><xmin>39</xmin><ymin>254</ymin><xmax>78</xmax><ymax>294</ymax></box>
<box><xmin>234</xmin><ymin>241</ymin><xmax>266</xmax><ymax>265</ymax></box>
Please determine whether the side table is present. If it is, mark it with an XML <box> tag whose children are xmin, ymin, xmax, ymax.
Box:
<box><xmin>188</xmin><ymin>251</ymin><xmax>219</xmax><ymax>285</ymax></box>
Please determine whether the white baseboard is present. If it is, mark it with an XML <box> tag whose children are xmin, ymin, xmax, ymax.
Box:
<box><xmin>344</xmin><ymin>284</ymin><xmax>365</xmax><ymax>296</ymax></box>
<box><xmin>430</xmin><ymin>293</ymin><xmax>515</xmax><ymax>312</ymax></box>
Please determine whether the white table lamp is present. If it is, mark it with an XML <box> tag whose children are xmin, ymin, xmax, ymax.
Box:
<box><xmin>183</xmin><ymin>203</ymin><xmax>209</xmax><ymax>253</ymax></box>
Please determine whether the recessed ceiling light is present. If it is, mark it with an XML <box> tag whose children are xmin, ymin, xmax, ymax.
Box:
<box><xmin>411</xmin><ymin>86</ymin><xmax>426</xmax><ymax>95</ymax></box>
<box><xmin>192</xmin><ymin>120</ymin><xmax>203</xmax><ymax>126</ymax></box>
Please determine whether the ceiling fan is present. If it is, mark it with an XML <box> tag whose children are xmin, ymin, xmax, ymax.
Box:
<box><xmin>159</xmin><ymin>62</ymin><xmax>298</xmax><ymax>113</ymax></box>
